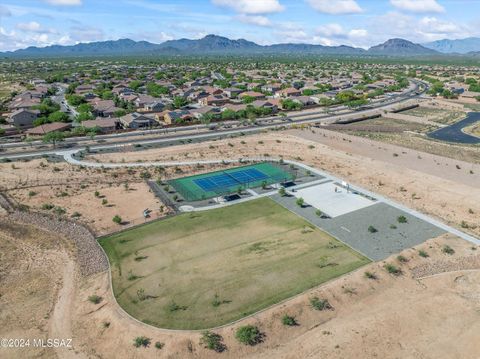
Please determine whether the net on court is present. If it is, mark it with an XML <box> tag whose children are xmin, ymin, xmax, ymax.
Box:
<box><xmin>168</xmin><ymin>162</ymin><xmax>295</xmax><ymax>201</ymax></box>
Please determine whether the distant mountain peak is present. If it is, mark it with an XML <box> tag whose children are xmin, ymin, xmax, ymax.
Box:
<box><xmin>368</xmin><ymin>38</ymin><xmax>438</xmax><ymax>55</ymax></box>
<box><xmin>423</xmin><ymin>37</ymin><xmax>480</xmax><ymax>54</ymax></box>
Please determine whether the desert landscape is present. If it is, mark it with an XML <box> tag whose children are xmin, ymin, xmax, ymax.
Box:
<box><xmin>1</xmin><ymin>124</ymin><xmax>479</xmax><ymax>358</ymax></box>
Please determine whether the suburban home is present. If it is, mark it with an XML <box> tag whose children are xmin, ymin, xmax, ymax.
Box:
<box><xmin>26</xmin><ymin>122</ymin><xmax>71</xmax><ymax>136</ymax></box>
<box><xmin>261</xmin><ymin>83</ymin><xmax>282</xmax><ymax>93</ymax></box>
<box><xmin>239</xmin><ymin>91</ymin><xmax>266</xmax><ymax>100</ymax></box>
<box><xmin>82</xmin><ymin>118</ymin><xmax>119</xmax><ymax>133</ymax></box>
<box><xmin>202</xmin><ymin>86</ymin><xmax>223</xmax><ymax>95</ymax></box>
<box><xmin>8</xmin><ymin>109</ymin><xmax>40</xmax><ymax>128</ymax></box>
<box><xmin>119</xmin><ymin>112</ymin><xmax>157</xmax><ymax>129</ymax></box>
<box><xmin>142</xmin><ymin>101</ymin><xmax>166</xmax><ymax>112</ymax></box>
<box><xmin>75</xmin><ymin>84</ymin><xmax>95</xmax><ymax>94</ymax></box>
<box><xmin>93</xmin><ymin>100</ymin><xmax>122</xmax><ymax>117</ymax></box>
<box><xmin>163</xmin><ymin>110</ymin><xmax>192</xmax><ymax>125</ymax></box>
<box><xmin>133</xmin><ymin>95</ymin><xmax>157</xmax><ymax>108</ymax></box>
<box><xmin>251</xmin><ymin>100</ymin><xmax>278</xmax><ymax>112</ymax></box>
<box><xmin>190</xmin><ymin>106</ymin><xmax>220</xmax><ymax>120</ymax></box>
<box><xmin>275</xmin><ymin>87</ymin><xmax>301</xmax><ymax>98</ymax></box>
<box><xmin>223</xmin><ymin>87</ymin><xmax>243</xmax><ymax>98</ymax></box>
<box><xmin>199</xmin><ymin>94</ymin><xmax>230</xmax><ymax>106</ymax></box>
<box><xmin>293</xmin><ymin>96</ymin><xmax>316</xmax><ymax>106</ymax></box>
<box><xmin>8</xmin><ymin>94</ymin><xmax>40</xmax><ymax>111</ymax></box>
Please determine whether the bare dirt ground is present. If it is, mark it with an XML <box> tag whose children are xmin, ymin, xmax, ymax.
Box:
<box><xmin>84</xmin><ymin>130</ymin><xmax>480</xmax><ymax>237</ymax></box>
<box><xmin>0</xmin><ymin>159</ymin><xmax>168</xmax><ymax>235</ymax></box>
<box><xmin>0</xmin><ymin>220</ymin><xmax>78</xmax><ymax>359</ymax></box>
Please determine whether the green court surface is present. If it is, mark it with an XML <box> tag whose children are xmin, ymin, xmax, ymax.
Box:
<box><xmin>168</xmin><ymin>162</ymin><xmax>295</xmax><ymax>201</ymax></box>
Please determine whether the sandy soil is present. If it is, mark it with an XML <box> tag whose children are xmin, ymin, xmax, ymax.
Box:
<box><xmin>0</xmin><ymin>220</ymin><xmax>77</xmax><ymax>358</ymax></box>
<box><xmin>84</xmin><ymin>131</ymin><xmax>480</xmax><ymax>237</ymax></box>
<box><xmin>0</xmin><ymin>159</ymin><xmax>167</xmax><ymax>235</ymax></box>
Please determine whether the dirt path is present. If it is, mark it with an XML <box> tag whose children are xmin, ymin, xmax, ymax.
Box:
<box><xmin>48</xmin><ymin>255</ymin><xmax>87</xmax><ymax>359</ymax></box>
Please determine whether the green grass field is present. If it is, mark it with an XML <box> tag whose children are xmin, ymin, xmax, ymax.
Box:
<box><xmin>99</xmin><ymin>198</ymin><xmax>370</xmax><ymax>329</ymax></box>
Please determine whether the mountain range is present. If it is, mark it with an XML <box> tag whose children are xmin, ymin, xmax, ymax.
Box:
<box><xmin>0</xmin><ymin>34</ymin><xmax>473</xmax><ymax>58</ymax></box>
<box><xmin>423</xmin><ymin>37</ymin><xmax>480</xmax><ymax>54</ymax></box>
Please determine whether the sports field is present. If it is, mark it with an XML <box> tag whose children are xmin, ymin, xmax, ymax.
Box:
<box><xmin>99</xmin><ymin>198</ymin><xmax>370</xmax><ymax>330</ymax></box>
<box><xmin>168</xmin><ymin>162</ymin><xmax>294</xmax><ymax>201</ymax></box>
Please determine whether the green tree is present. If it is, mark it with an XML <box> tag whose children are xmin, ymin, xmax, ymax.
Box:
<box><xmin>48</xmin><ymin>111</ymin><xmax>70</xmax><ymax>123</ymax></box>
<box><xmin>42</xmin><ymin>131</ymin><xmax>65</xmax><ymax>148</ymax></box>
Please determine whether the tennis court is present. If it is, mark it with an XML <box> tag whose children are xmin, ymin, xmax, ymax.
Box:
<box><xmin>169</xmin><ymin>162</ymin><xmax>295</xmax><ymax>201</ymax></box>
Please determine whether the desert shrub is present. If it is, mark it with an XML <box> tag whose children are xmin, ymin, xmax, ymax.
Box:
<box><xmin>364</xmin><ymin>271</ymin><xmax>377</xmax><ymax>280</ymax></box>
<box><xmin>154</xmin><ymin>341</ymin><xmax>164</xmax><ymax>349</ymax></box>
<box><xmin>42</xmin><ymin>203</ymin><xmax>54</xmax><ymax>210</ymax></box>
<box><xmin>235</xmin><ymin>325</ymin><xmax>262</xmax><ymax>346</ymax></box>
<box><xmin>368</xmin><ymin>225</ymin><xmax>378</xmax><ymax>233</ymax></box>
<box><xmin>281</xmin><ymin>315</ymin><xmax>297</xmax><ymax>326</ymax></box>
<box><xmin>278</xmin><ymin>187</ymin><xmax>286</xmax><ymax>196</ymax></box>
<box><xmin>442</xmin><ymin>245</ymin><xmax>455</xmax><ymax>255</ymax></box>
<box><xmin>200</xmin><ymin>331</ymin><xmax>225</xmax><ymax>352</ymax></box>
<box><xmin>296</xmin><ymin>197</ymin><xmax>304</xmax><ymax>207</ymax></box>
<box><xmin>310</xmin><ymin>297</ymin><xmax>332</xmax><ymax>311</ymax></box>
<box><xmin>397</xmin><ymin>215</ymin><xmax>408</xmax><ymax>223</ymax></box>
<box><xmin>384</xmin><ymin>263</ymin><xmax>401</xmax><ymax>275</ymax></box>
<box><xmin>133</xmin><ymin>336</ymin><xmax>151</xmax><ymax>348</ymax></box>
<box><xmin>88</xmin><ymin>295</ymin><xmax>102</xmax><ymax>304</ymax></box>
<box><xmin>418</xmin><ymin>250</ymin><xmax>429</xmax><ymax>258</ymax></box>
<box><xmin>112</xmin><ymin>215</ymin><xmax>122</xmax><ymax>224</ymax></box>
<box><xmin>397</xmin><ymin>255</ymin><xmax>408</xmax><ymax>263</ymax></box>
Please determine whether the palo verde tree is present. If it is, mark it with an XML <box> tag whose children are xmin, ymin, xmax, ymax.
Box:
<box><xmin>42</xmin><ymin>131</ymin><xmax>66</xmax><ymax>148</ymax></box>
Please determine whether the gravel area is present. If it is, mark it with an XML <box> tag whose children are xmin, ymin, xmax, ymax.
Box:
<box><xmin>8</xmin><ymin>210</ymin><xmax>108</xmax><ymax>276</ymax></box>
<box><xmin>411</xmin><ymin>255</ymin><xmax>480</xmax><ymax>278</ymax></box>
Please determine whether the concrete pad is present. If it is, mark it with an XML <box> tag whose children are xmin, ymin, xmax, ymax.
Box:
<box><xmin>292</xmin><ymin>182</ymin><xmax>376</xmax><ymax>218</ymax></box>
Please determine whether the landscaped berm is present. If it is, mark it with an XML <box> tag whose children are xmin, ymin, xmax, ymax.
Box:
<box><xmin>168</xmin><ymin>162</ymin><xmax>295</xmax><ymax>201</ymax></box>
<box><xmin>99</xmin><ymin>198</ymin><xmax>370</xmax><ymax>330</ymax></box>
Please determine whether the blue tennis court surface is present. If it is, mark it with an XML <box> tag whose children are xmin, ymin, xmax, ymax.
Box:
<box><xmin>194</xmin><ymin>168</ymin><xmax>269</xmax><ymax>192</ymax></box>
<box><xmin>168</xmin><ymin>162</ymin><xmax>295</xmax><ymax>201</ymax></box>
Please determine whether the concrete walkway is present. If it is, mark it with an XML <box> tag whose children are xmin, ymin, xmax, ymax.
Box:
<box><xmin>61</xmin><ymin>149</ymin><xmax>480</xmax><ymax>246</ymax></box>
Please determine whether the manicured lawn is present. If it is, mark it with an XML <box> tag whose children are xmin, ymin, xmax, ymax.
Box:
<box><xmin>99</xmin><ymin>197</ymin><xmax>370</xmax><ymax>329</ymax></box>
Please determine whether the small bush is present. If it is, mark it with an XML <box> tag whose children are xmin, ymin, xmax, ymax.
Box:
<box><xmin>112</xmin><ymin>215</ymin><xmax>122</xmax><ymax>224</ymax></box>
<box><xmin>368</xmin><ymin>225</ymin><xmax>378</xmax><ymax>233</ymax></box>
<box><xmin>384</xmin><ymin>263</ymin><xmax>402</xmax><ymax>276</ymax></box>
<box><xmin>28</xmin><ymin>191</ymin><xmax>37</xmax><ymax>197</ymax></box>
<box><xmin>42</xmin><ymin>203</ymin><xmax>54</xmax><ymax>210</ymax></box>
<box><xmin>281</xmin><ymin>315</ymin><xmax>297</xmax><ymax>326</ymax></box>
<box><xmin>133</xmin><ymin>336</ymin><xmax>151</xmax><ymax>348</ymax></box>
<box><xmin>315</xmin><ymin>209</ymin><xmax>323</xmax><ymax>217</ymax></box>
<box><xmin>418</xmin><ymin>250</ymin><xmax>429</xmax><ymax>258</ymax></box>
<box><xmin>278</xmin><ymin>187</ymin><xmax>286</xmax><ymax>196</ymax></box>
<box><xmin>397</xmin><ymin>255</ymin><xmax>408</xmax><ymax>263</ymax></box>
<box><xmin>200</xmin><ymin>331</ymin><xmax>225</xmax><ymax>352</ymax></box>
<box><xmin>442</xmin><ymin>245</ymin><xmax>455</xmax><ymax>255</ymax></box>
<box><xmin>296</xmin><ymin>197</ymin><xmax>304</xmax><ymax>207</ymax></box>
<box><xmin>235</xmin><ymin>325</ymin><xmax>262</xmax><ymax>346</ymax></box>
<box><xmin>88</xmin><ymin>295</ymin><xmax>102</xmax><ymax>304</ymax></box>
<box><xmin>364</xmin><ymin>271</ymin><xmax>377</xmax><ymax>280</ymax></box>
<box><xmin>397</xmin><ymin>215</ymin><xmax>408</xmax><ymax>223</ymax></box>
<box><xmin>94</xmin><ymin>191</ymin><xmax>100</xmax><ymax>197</ymax></box>
<box><xmin>310</xmin><ymin>297</ymin><xmax>333</xmax><ymax>311</ymax></box>
<box><xmin>154</xmin><ymin>341</ymin><xmax>164</xmax><ymax>349</ymax></box>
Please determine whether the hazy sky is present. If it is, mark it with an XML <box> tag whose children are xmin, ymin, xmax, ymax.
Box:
<box><xmin>1</xmin><ymin>0</ymin><xmax>479</xmax><ymax>51</ymax></box>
